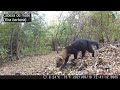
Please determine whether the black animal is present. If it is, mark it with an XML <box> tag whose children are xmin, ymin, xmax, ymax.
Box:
<box><xmin>56</xmin><ymin>39</ymin><xmax>99</xmax><ymax>68</ymax></box>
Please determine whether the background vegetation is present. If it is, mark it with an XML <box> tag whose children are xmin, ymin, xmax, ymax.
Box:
<box><xmin>0</xmin><ymin>11</ymin><xmax>120</xmax><ymax>64</ymax></box>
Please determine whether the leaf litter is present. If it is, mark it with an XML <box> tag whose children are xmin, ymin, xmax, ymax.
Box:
<box><xmin>0</xmin><ymin>43</ymin><xmax>119</xmax><ymax>75</ymax></box>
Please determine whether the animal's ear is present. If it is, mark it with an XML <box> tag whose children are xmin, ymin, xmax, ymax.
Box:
<box><xmin>60</xmin><ymin>56</ymin><xmax>63</xmax><ymax>60</ymax></box>
<box><xmin>59</xmin><ymin>58</ymin><xmax>63</xmax><ymax>62</ymax></box>
<box><xmin>58</xmin><ymin>56</ymin><xmax>63</xmax><ymax>62</ymax></box>
<box><xmin>57</xmin><ymin>56</ymin><xmax>62</xmax><ymax>61</ymax></box>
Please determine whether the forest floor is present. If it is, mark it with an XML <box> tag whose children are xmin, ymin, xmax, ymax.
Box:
<box><xmin>0</xmin><ymin>43</ymin><xmax>120</xmax><ymax>75</ymax></box>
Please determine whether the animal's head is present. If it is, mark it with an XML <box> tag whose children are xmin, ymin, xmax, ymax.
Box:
<box><xmin>56</xmin><ymin>56</ymin><xmax>64</xmax><ymax>67</ymax></box>
<box><xmin>56</xmin><ymin>48</ymin><xmax>68</xmax><ymax>68</ymax></box>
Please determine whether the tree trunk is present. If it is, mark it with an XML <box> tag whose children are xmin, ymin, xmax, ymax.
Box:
<box><xmin>16</xmin><ymin>24</ymin><xmax>21</xmax><ymax>60</ymax></box>
<box><xmin>52</xmin><ymin>38</ymin><xmax>60</xmax><ymax>52</ymax></box>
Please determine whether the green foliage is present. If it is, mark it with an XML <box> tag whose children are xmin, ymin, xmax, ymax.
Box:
<box><xmin>0</xmin><ymin>48</ymin><xmax>8</xmax><ymax>61</ymax></box>
<box><xmin>39</xmin><ymin>46</ymin><xmax>52</xmax><ymax>55</ymax></box>
<box><xmin>0</xmin><ymin>11</ymin><xmax>120</xmax><ymax>64</ymax></box>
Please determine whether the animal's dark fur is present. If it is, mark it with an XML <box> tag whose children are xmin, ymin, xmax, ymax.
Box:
<box><xmin>56</xmin><ymin>39</ymin><xmax>99</xmax><ymax>68</ymax></box>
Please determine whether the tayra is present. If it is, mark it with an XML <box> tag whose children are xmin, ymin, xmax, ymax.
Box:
<box><xmin>56</xmin><ymin>39</ymin><xmax>99</xmax><ymax>68</ymax></box>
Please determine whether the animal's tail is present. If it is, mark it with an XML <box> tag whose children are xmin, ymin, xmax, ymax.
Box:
<box><xmin>90</xmin><ymin>41</ymin><xmax>99</xmax><ymax>49</ymax></box>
